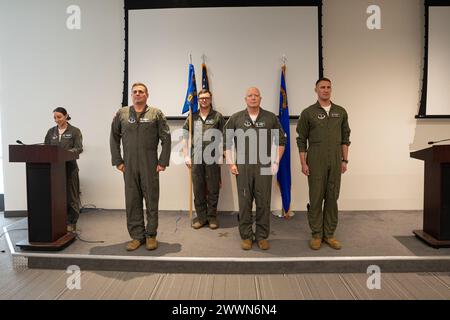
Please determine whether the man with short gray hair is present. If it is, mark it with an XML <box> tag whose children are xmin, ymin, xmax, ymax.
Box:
<box><xmin>110</xmin><ymin>83</ymin><xmax>171</xmax><ymax>251</ymax></box>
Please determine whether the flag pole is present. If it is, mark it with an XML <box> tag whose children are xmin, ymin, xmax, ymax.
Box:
<box><xmin>189</xmin><ymin>105</ymin><xmax>193</xmax><ymax>225</ymax></box>
<box><xmin>188</xmin><ymin>52</ymin><xmax>193</xmax><ymax>225</ymax></box>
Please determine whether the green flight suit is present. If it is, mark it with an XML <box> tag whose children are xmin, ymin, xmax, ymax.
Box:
<box><xmin>183</xmin><ymin>109</ymin><xmax>225</xmax><ymax>225</ymax></box>
<box><xmin>296</xmin><ymin>102</ymin><xmax>351</xmax><ymax>239</ymax></box>
<box><xmin>110</xmin><ymin>105</ymin><xmax>171</xmax><ymax>241</ymax></box>
<box><xmin>44</xmin><ymin>123</ymin><xmax>83</xmax><ymax>225</ymax></box>
<box><xmin>224</xmin><ymin>108</ymin><xmax>286</xmax><ymax>241</ymax></box>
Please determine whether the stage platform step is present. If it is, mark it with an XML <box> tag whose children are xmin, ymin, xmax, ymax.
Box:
<box><xmin>4</xmin><ymin>210</ymin><xmax>450</xmax><ymax>274</ymax></box>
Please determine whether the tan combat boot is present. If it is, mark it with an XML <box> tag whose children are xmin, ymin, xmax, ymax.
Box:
<box><xmin>192</xmin><ymin>221</ymin><xmax>206</xmax><ymax>229</ymax></box>
<box><xmin>241</xmin><ymin>239</ymin><xmax>253</xmax><ymax>250</ymax></box>
<box><xmin>257</xmin><ymin>239</ymin><xmax>270</xmax><ymax>250</ymax></box>
<box><xmin>323</xmin><ymin>237</ymin><xmax>342</xmax><ymax>250</ymax></box>
<box><xmin>146</xmin><ymin>237</ymin><xmax>158</xmax><ymax>250</ymax></box>
<box><xmin>309</xmin><ymin>237</ymin><xmax>322</xmax><ymax>250</ymax></box>
<box><xmin>208</xmin><ymin>219</ymin><xmax>219</xmax><ymax>230</ymax></box>
<box><xmin>126</xmin><ymin>239</ymin><xmax>143</xmax><ymax>251</ymax></box>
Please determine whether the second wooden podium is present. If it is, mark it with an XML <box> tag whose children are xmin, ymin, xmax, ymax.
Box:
<box><xmin>9</xmin><ymin>144</ymin><xmax>78</xmax><ymax>251</ymax></box>
<box><xmin>410</xmin><ymin>145</ymin><xmax>450</xmax><ymax>248</ymax></box>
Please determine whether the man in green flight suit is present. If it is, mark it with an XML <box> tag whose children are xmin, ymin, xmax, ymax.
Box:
<box><xmin>296</xmin><ymin>78</ymin><xmax>351</xmax><ymax>250</ymax></box>
<box><xmin>183</xmin><ymin>89</ymin><xmax>225</xmax><ymax>229</ymax></box>
<box><xmin>110</xmin><ymin>83</ymin><xmax>171</xmax><ymax>251</ymax></box>
<box><xmin>224</xmin><ymin>87</ymin><xmax>286</xmax><ymax>251</ymax></box>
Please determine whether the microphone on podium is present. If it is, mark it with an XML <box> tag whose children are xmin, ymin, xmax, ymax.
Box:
<box><xmin>16</xmin><ymin>140</ymin><xmax>46</xmax><ymax>146</ymax></box>
<box><xmin>428</xmin><ymin>138</ymin><xmax>450</xmax><ymax>145</ymax></box>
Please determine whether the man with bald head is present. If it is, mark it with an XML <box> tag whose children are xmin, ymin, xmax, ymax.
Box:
<box><xmin>224</xmin><ymin>87</ymin><xmax>286</xmax><ymax>250</ymax></box>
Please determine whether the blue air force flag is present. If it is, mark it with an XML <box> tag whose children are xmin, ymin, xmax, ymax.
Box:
<box><xmin>182</xmin><ymin>64</ymin><xmax>198</xmax><ymax>114</ymax></box>
<box><xmin>277</xmin><ymin>65</ymin><xmax>293</xmax><ymax>217</ymax></box>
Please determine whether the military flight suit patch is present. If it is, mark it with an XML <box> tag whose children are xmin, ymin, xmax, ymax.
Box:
<box><xmin>244</xmin><ymin>120</ymin><xmax>252</xmax><ymax>127</ymax></box>
<box><xmin>205</xmin><ymin>119</ymin><xmax>215</xmax><ymax>125</ymax></box>
<box><xmin>128</xmin><ymin>117</ymin><xmax>136</xmax><ymax>124</ymax></box>
<box><xmin>330</xmin><ymin>113</ymin><xmax>340</xmax><ymax>118</ymax></box>
<box><xmin>255</xmin><ymin>121</ymin><xmax>266</xmax><ymax>128</ymax></box>
<box><xmin>63</xmin><ymin>133</ymin><xmax>72</xmax><ymax>139</ymax></box>
<box><xmin>317</xmin><ymin>114</ymin><xmax>326</xmax><ymax>120</ymax></box>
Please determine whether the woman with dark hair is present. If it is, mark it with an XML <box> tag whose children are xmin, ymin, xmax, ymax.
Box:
<box><xmin>44</xmin><ymin>107</ymin><xmax>83</xmax><ymax>232</ymax></box>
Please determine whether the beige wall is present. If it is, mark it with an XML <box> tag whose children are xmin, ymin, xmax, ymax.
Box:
<box><xmin>224</xmin><ymin>0</ymin><xmax>448</xmax><ymax>211</ymax></box>
<box><xmin>320</xmin><ymin>0</ymin><xmax>446</xmax><ymax>210</ymax></box>
<box><xmin>165</xmin><ymin>0</ymin><xmax>448</xmax><ymax>212</ymax></box>
<box><xmin>1</xmin><ymin>0</ymin><xmax>448</xmax><ymax>211</ymax></box>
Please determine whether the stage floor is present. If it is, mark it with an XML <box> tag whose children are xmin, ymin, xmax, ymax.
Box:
<box><xmin>4</xmin><ymin>210</ymin><xmax>450</xmax><ymax>273</ymax></box>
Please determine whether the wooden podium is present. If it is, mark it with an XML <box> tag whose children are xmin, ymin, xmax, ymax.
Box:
<box><xmin>9</xmin><ymin>144</ymin><xmax>78</xmax><ymax>251</ymax></box>
<box><xmin>410</xmin><ymin>145</ymin><xmax>450</xmax><ymax>248</ymax></box>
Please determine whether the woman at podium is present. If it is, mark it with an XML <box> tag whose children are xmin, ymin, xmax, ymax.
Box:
<box><xmin>44</xmin><ymin>107</ymin><xmax>83</xmax><ymax>232</ymax></box>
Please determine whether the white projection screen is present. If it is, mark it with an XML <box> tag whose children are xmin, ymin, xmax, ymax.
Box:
<box><xmin>125</xmin><ymin>1</ymin><xmax>322</xmax><ymax>118</ymax></box>
<box><xmin>419</xmin><ymin>0</ymin><xmax>450</xmax><ymax>118</ymax></box>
